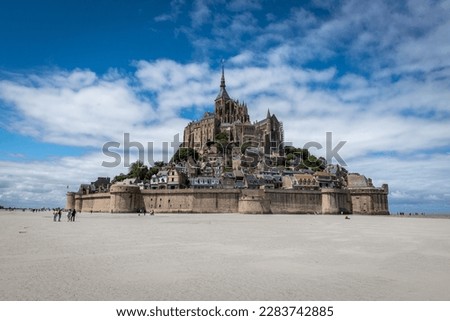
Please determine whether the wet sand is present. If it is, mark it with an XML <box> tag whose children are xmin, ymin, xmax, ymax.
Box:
<box><xmin>1</xmin><ymin>210</ymin><xmax>449</xmax><ymax>300</ymax></box>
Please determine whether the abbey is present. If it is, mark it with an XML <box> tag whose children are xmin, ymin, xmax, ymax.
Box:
<box><xmin>67</xmin><ymin>67</ymin><xmax>389</xmax><ymax>215</ymax></box>
<box><xmin>183</xmin><ymin>67</ymin><xmax>284</xmax><ymax>162</ymax></box>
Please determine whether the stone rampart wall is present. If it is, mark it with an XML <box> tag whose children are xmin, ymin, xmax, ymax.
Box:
<box><xmin>69</xmin><ymin>187</ymin><xmax>389</xmax><ymax>214</ymax></box>
<box><xmin>321</xmin><ymin>189</ymin><xmax>352</xmax><ymax>214</ymax></box>
<box><xmin>141</xmin><ymin>189</ymin><xmax>240</xmax><ymax>213</ymax></box>
<box><xmin>239</xmin><ymin>189</ymin><xmax>271</xmax><ymax>214</ymax></box>
<box><xmin>193</xmin><ymin>190</ymin><xmax>240</xmax><ymax>213</ymax></box>
<box><xmin>265</xmin><ymin>189</ymin><xmax>322</xmax><ymax>214</ymax></box>
<box><xmin>142</xmin><ymin>189</ymin><xmax>194</xmax><ymax>212</ymax></box>
<box><xmin>349</xmin><ymin>188</ymin><xmax>389</xmax><ymax>215</ymax></box>
<box><xmin>77</xmin><ymin>193</ymin><xmax>111</xmax><ymax>212</ymax></box>
<box><xmin>110</xmin><ymin>185</ymin><xmax>142</xmax><ymax>213</ymax></box>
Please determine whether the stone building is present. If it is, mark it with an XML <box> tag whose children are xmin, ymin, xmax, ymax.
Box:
<box><xmin>167</xmin><ymin>167</ymin><xmax>188</xmax><ymax>189</ymax></box>
<box><xmin>183</xmin><ymin>67</ymin><xmax>284</xmax><ymax>164</ymax></box>
<box><xmin>282</xmin><ymin>173</ymin><xmax>319</xmax><ymax>190</ymax></box>
<box><xmin>347</xmin><ymin>173</ymin><xmax>389</xmax><ymax>214</ymax></box>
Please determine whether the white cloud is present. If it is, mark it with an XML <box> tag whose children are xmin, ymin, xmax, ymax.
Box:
<box><xmin>0</xmin><ymin>70</ymin><xmax>157</xmax><ymax>147</ymax></box>
<box><xmin>0</xmin><ymin>153</ymin><xmax>117</xmax><ymax>208</ymax></box>
<box><xmin>154</xmin><ymin>0</ymin><xmax>185</xmax><ymax>22</ymax></box>
<box><xmin>346</xmin><ymin>153</ymin><xmax>450</xmax><ymax>212</ymax></box>
<box><xmin>228</xmin><ymin>51</ymin><xmax>254</xmax><ymax>66</ymax></box>
<box><xmin>134</xmin><ymin>59</ymin><xmax>216</xmax><ymax>119</ymax></box>
<box><xmin>0</xmin><ymin>145</ymin><xmax>185</xmax><ymax>208</ymax></box>
<box><xmin>226</xmin><ymin>0</ymin><xmax>261</xmax><ymax>12</ymax></box>
<box><xmin>190</xmin><ymin>0</ymin><xmax>212</xmax><ymax>28</ymax></box>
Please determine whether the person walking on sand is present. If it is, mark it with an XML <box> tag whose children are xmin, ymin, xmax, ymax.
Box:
<box><xmin>72</xmin><ymin>209</ymin><xmax>76</xmax><ymax>222</ymax></box>
<box><xmin>57</xmin><ymin>209</ymin><xmax>62</xmax><ymax>222</ymax></box>
<box><xmin>53</xmin><ymin>209</ymin><xmax>57</xmax><ymax>222</ymax></box>
<box><xmin>67</xmin><ymin>209</ymin><xmax>72</xmax><ymax>222</ymax></box>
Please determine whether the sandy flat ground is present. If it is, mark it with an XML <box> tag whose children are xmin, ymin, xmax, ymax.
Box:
<box><xmin>0</xmin><ymin>210</ymin><xmax>449</xmax><ymax>301</ymax></box>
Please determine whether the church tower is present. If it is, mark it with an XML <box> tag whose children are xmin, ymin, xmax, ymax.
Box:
<box><xmin>214</xmin><ymin>65</ymin><xmax>250</xmax><ymax>125</ymax></box>
<box><xmin>215</xmin><ymin>64</ymin><xmax>231</xmax><ymax>103</ymax></box>
<box><xmin>214</xmin><ymin>64</ymin><xmax>231</xmax><ymax>124</ymax></box>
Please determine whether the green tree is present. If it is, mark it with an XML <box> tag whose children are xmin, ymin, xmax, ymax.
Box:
<box><xmin>153</xmin><ymin>161</ymin><xmax>166</xmax><ymax>168</ymax></box>
<box><xmin>147</xmin><ymin>166</ymin><xmax>160</xmax><ymax>178</ymax></box>
<box><xmin>284</xmin><ymin>146</ymin><xmax>324</xmax><ymax>171</ymax></box>
<box><xmin>112</xmin><ymin>173</ymin><xmax>128</xmax><ymax>183</ymax></box>
<box><xmin>171</xmin><ymin>147</ymin><xmax>199</xmax><ymax>163</ymax></box>
<box><xmin>145</xmin><ymin>161</ymin><xmax>166</xmax><ymax>179</ymax></box>
<box><xmin>215</xmin><ymin>132</ymin><xmax>229</xmax><ymax>142</ymax></box>
<box><xmin>241</xmin><ymin>141</ymin><xmax>252</xmax><ymax>155</ymax></box>
<box><xmin>284</xmin><ymin>146</ymin><xmax>296</xmax><ymax>155</ymax></box>
<box><xmin>127</xmin><ymin>160</ymin><xmax>149</xmax><ymax>180</ymax></box>
<box><xmin>214</xmin><ymin>132</ymin><xmax>229</xmax><ymax>153</ymax></box>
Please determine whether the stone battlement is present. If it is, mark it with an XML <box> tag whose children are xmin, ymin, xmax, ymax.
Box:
<box><xmin>66</xmin><ymin>187</ymin><xmax>389</xmax><ymax>215</ymax></box>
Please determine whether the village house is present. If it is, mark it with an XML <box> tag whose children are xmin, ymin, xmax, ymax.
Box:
<box><xmin>167</xmin><ymin>167</ymin><xmax>188</xmax><ymax>189</ymax></box>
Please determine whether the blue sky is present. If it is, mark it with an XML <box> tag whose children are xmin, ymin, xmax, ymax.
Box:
<box><xmin>0</xmin><ymin>0</ymin><xmax>449</xmax><ymax>213</ymax></box>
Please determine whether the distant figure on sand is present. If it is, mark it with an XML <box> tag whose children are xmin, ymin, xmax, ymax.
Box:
<box><xmin>57</xmin><ymin>209</ymin><xmax>62</xmax><ymax>222</ymax></box>
<box><xmin>150</xmin><ymin>210</ymin><xmax>154</xmax><ymax>216</ymax></box>
<box><xmin>53</xmin><ymin>210</ymin><xmax>57</xmax><ymax>222</ymax></box>
<box><xmin>67</xmin><ymin>209</ymin><xmax>76</xmax><ymax>222</ymax></box>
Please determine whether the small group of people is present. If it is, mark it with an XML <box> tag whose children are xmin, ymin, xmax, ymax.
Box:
<box><xmin>67</xmin><ymin>209</ymin><xmax>77</xmax><ymax>222</ymax></box>
<box><xmin>53</xmin><ymin>208</ymin><xmax>76</xmax><ymax>222</ymax></box>
<box><xmin>138</xmin><ymin>208</ymin><xmax>154</xmax><ymax>216</ymax></box>
<box><xmin>53</xmin><ymin>209</ymin><xmax>62</xmax><ymax>222</ymax></box>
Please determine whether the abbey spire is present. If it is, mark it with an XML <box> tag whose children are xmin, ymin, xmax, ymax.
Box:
<box><xmin>215</xmin><ymin>62</ymin><xmax>230</xmax><ymax>101</ymax></box>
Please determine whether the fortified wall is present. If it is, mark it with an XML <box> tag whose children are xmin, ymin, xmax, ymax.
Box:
<box><xmin>66</xmin><ymin>187</ymin><xmax>388</xmax><ymax>215</ymax></box>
